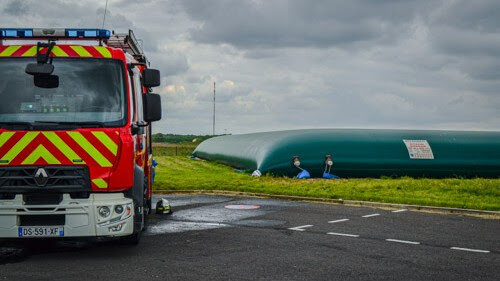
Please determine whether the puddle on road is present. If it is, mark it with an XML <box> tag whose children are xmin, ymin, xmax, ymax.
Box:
<box><xmin>233</xmin><ymin>198</ymin><xmax>304</xmax><ymax>208</ymax></box>
<box><xmin>145</xmin><ymin>205</ymin><xmax>267</xmax><ymax>235</ymax></box>
<box><xmin>151</xmin><ymin>194</ymin><xmax>233</xmax><ymax>208</ymax></box>
<box><xmin>147</xmin><ymin>195</ymin><xmax>303</xmax><ymax>235</ymax></box>
<box><xmin>148</xmin><ymin>221</ymin><xmax>229</xmax><ymax>234</ymax></box>
<box><xmin>170</xmin><ymin>205</ymin><xmax>268</xmax><ymax>223</ymax></box>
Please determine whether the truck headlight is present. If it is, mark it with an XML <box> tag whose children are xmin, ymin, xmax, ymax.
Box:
<box><xmin>114</xmin><ymin>205</ymin><xmax>124</xmax><ymax>214</ymax></box>
<box><xmin>99</xmin><ymin>206</ymin><xmax>111</xmax><ymax>218</ymax></box>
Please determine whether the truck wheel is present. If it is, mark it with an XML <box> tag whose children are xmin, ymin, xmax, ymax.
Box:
<box><xmin>121</xmin><ymin>166</ymin><xmax>146</xmax><ymax>245</ymax></box>
<box><xmin>144</xmin><ymin>177</ymin><xmax>152</xmax><ymax>215</ymax></box>
<box><xmin>147</xmin><ymin>199</ymin><xmax>152</xmax><ymax>215</ymax></box>
<box><xmin>121</xmin><ymin>203</ymin><xmax>144</xmax><ymax>245</ymax></box>
<box><xmin>120</xmin><ymin>231</ymin><xmax>141</xmax><ymax>245</ymax></box>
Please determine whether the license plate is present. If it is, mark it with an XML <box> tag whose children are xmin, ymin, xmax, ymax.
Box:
<box><xmin>18</xmin><ymin>226</ymin><xmax>64</xmax><ymax>238</ymax></box>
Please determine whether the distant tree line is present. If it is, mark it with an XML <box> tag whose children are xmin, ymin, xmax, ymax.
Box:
<box><xmin>152</xmin><ymin>133</ymin><xmax>226</xmax><ymax>144</ymax></box>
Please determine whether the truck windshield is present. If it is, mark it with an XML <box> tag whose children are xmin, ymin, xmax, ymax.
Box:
<box><xmin>0</xmin><ymin>58</ymin><xmax>126</xmax><ymax>128</ymax></box>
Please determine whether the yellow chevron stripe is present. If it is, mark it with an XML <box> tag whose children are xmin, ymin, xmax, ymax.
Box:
<box><xmin>21</xmin><ymin>46</ymin><xmax>37</xmax><ymax>57</ymax></box>
<box><xmin>67</xmin><ymin>132</ymin><xmax>112</xmax><ymax>167</ymax></box>
<box><xmin>92</xmin><ymin>131</ymin><xmax>118</xmax><ymax>155</ymax></box>
<box><xmin>92</xmin><ymin>178</ymin><xmax>108</xmax><ymax>189</ymax></box>
<box><xmin>0</xmin><ymin>132</ymin><xmax>39</xmax><ymax>165</ymax></box>
<box><xmin>22</xmin><ymin>144</ymin><xmax>61</xmax><ymax>165</ymax></box>
<box><xmin>0</xmin><ymin>132</ymin><xmax>15</xmax><ymax>147</ymax></box>
<box><xmin>94</xmin><ymin>46</ymin><xmax>112</xmax><ymax>58</ymax></box>
<box><xmin>51</xmin><ymin>46</ymin><xmax>69</xmax><ymax>57</ymax></box>
<box><xmin>42</xmin><ymin>132</ymin><xmax>85</xmax><ymax>164</ymax></box>
<box><xmin>0</xmin><ymin>46</ymin><xmax>21</xmax><ymax>57</ymax></box>
<box><xmin>70</xmin><ymin>45</ymin><xmax>92</xmax><ymax>57</ymax></box>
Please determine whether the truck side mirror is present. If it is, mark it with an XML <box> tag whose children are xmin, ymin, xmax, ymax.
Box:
<box><xmin>143</xmin><ymin>93</ymin><xmax>162</xmax><ymax>122</ymax></box>
<box><xmin>143</xmin><ymin>69</ymin><xmax>160</xmax><ymax>88</ymax></box>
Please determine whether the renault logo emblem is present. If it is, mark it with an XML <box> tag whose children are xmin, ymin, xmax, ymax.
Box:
<box><xmin>34</xmin><ymin>168</ymin><xmax>49</xmax><ymax>187</ymax></box>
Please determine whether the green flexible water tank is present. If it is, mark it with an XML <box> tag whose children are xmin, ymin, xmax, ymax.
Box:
<box><xmin>193</xmin><ymin>129</ymin><xmax>500</xmax><ymax>178</ymax></box>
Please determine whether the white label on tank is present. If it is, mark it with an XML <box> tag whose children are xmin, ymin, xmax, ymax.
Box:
<box><xmin>403</xmin><ymin>140</ymin><xmax>434</xmax><ymax>159</ymax></box>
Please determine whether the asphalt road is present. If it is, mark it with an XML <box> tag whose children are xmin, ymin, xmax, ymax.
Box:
<box><xmin>1</xmin><ymin>194</ymin><xmax>499</xmax><ymax>281</ymax></box>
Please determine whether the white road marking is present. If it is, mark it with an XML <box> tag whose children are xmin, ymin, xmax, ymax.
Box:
<box><xmin>327</xmin><ymin>232</ymin><xmax>359</xmax><ymax>237</ymax></box>
<box><xmin>392</xmin><ymin>209</ymin><xmax>407</xmax><ymax>213</ymax></box>
<box><xmin>328</xmin><ymin>219</ymin><xmax>349</xmax><ymax>223</ymax></box>
<box><xmin>386</xmin><ymin>239</ymin><xmax>420</xmax><ymax>245</ymax></box>
<box><xmin>362</xmin><ymin>213</ymin><xmax>380</xmax><ymax>218</ymax></box>
<box><xmin>450</xmin><ymin>247</ymin><xmax>490</xmax><ymax>253</ymax></box>
<box><xmin>288</xmin><ymin>225</ymin><xmax>313</xmax><ymax>231</ymax></box>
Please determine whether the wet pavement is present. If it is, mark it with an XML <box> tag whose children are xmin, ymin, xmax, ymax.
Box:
<box><xmin>1</xmin><ymin>194</ymin><xmax>499</xmax><ymax>281</ymax></box>
<box><xmin>147</xmin><ymin>195</ymin><xmax>298</xmax><ymax>233</ymax></box>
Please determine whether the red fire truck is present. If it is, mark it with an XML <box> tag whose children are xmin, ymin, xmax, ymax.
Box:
<box><xmin>0</xmin><ymin>28</ymin><xmax>162</xmax><ymax>244</ymax></box>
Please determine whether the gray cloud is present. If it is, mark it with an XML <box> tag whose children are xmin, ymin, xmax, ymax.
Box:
<box><xmin>0</xmin><ymin>0</ymin><xmax>498</xmax><ymax>134</ymax></box>
<box><xmin>430</xmin><ymin>0</ymin><xmax>500</xmax><ymax>33</ymax></box>
<box><xmin>178</xmin><ymin>0</ymin><xmax>432</xmax><ymax>49</ymax></box>
<box><xmin>3</xmin><ymin>0</ymin><xmax>28</xmax><ymax>16</ymax></box>
<box><xmin>151</xmin><ymin>50</ymin><xmax>190</xmax><ymax>77</ymax></box>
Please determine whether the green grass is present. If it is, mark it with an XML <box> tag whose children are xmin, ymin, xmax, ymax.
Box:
<box><xmin>152</xmin><ymin>143</ymin><xmax>197</xmax><ymax>156</ymax></box>
<box><xmin>153</xmin><ymin>155</ymin><xmax>500</xmax><ymax>211</ymax></box>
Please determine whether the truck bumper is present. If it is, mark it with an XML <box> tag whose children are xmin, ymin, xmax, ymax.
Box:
<box><xmin>0</xmin><ymin>193</ymin><xmax>134</xmax><ymax>239</ymax></box>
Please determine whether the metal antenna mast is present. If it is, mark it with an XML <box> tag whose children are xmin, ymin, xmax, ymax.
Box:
<box><xmin>101</xmin><ymin>0</ymin><xmax>109</xmax><ymax>29</ymax></box>
<box><xmin>212</xmin><ymin>81</ymin><xmax>216</xmax><ymax>135</ymax></box>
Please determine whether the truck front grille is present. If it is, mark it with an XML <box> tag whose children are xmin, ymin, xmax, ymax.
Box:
<box><xmin>0</xmin><ymin>166</ymin><xmax>90</xmax><ymax>193</ymax></box>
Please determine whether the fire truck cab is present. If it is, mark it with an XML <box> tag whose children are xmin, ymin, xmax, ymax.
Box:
<box><xmin>0</xmin><ymin>28</ymin><xmax>162</xmax><ymax>244</ymax></box>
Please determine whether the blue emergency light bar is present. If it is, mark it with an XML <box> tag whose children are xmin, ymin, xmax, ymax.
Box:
<box><xmin>65</xmin><ymin>29</ymin><xmax>111</xmax><ymax>38</ymax></box>
<box><xmin>1</xmin><ymin>28</ymin><xmax>33</xmax><ymax>37</ymax></box>
<box><xmin>0</xmin><ymin>28</ymin><xmax>111</xmax><ymax>39</ymax></box>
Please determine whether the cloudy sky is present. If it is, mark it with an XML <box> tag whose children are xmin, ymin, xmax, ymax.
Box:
<box><xmin>1</xmin><ymin>0</ymin><xmax>499</xmax><ymax>134</ymax></box>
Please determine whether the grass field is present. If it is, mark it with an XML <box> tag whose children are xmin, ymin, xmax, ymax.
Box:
<box><xmin>152</xmin><ymin>143</ymin><xmax>197</xmax><ymax>156</ymax></box>
<box><xmin>152</xmin><ymin>148</ymin><xmax>500</xmax><ymax>211</ymax></box>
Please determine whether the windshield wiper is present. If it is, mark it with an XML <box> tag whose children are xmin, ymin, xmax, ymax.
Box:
<box><xmin>0</xmin><ymin>122</ymin><xmax>33</xmax><ymax>129</ymax></box>
<box><xmin>33</xmin><ymin>121</ymin><xmax>105</xmax><ymax>128</ymax></box>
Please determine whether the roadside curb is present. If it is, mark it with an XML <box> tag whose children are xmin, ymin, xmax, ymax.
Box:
<box><xmin>342</xmin><ymin>200</ymin><xmax>500</xmax><ymax>219</ymax></box>
<box><xmin>153</xmin><ymin>190</ymin><xmax>500</xmax><ymax>219</ymax></box>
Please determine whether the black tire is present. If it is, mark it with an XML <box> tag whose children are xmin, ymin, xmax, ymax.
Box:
<box><xmin>144</xmin><ymin>177</ymin><xmax>152</xmax><ymax>215</ymax></box>
<box><xmin>147</xmin><ymin>199</ymin><xmax>152</xmax><ymax>215</ymax></box>
<box><xmin>121</xmin><ymin>202</ymin><xmax>144</xmax><ymax>245</ymax></box>
<box><xmin>120</xmin><ymin>231</ymin><xmax>141</xmax><ymax>245</ymax></box>
<box><xmin>120</xmin><ymin>166</ymin><xmax>146</xmax><ymax>245</ymax></box>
